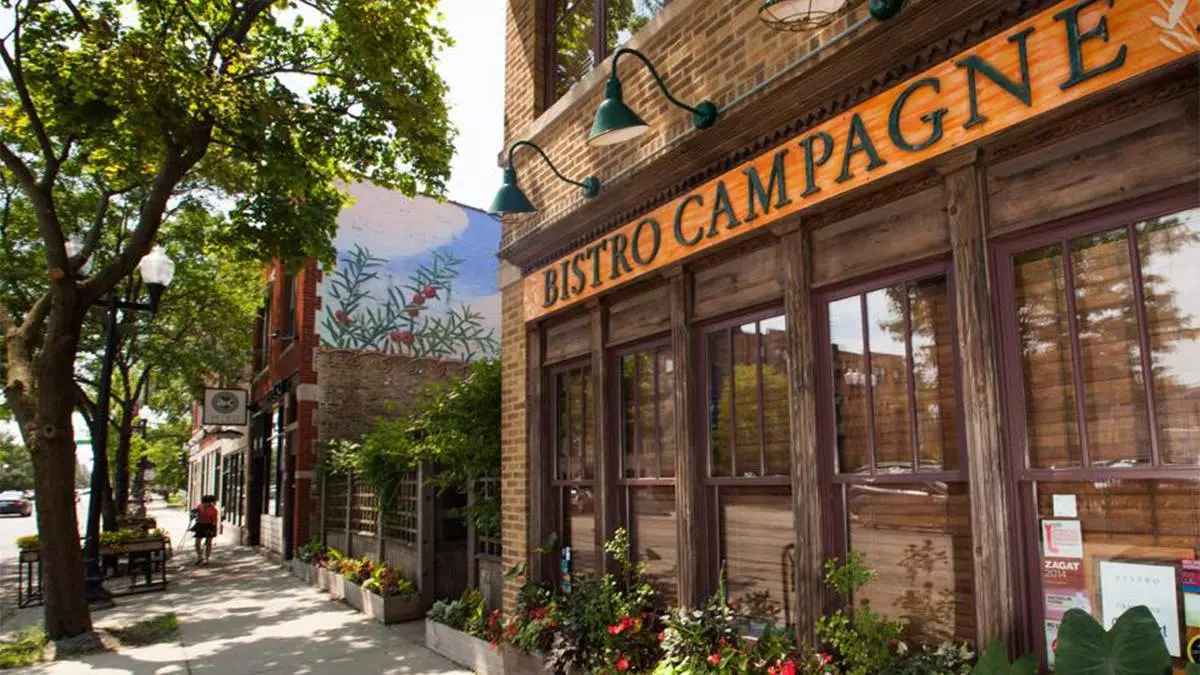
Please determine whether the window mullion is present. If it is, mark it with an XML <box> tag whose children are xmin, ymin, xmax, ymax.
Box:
<box><xmin>654</xmin><ymin>348</ymin><xmax>663</xmax><ymax>479</ymax></box>
<box><xmin>756</xmin><ymin>323</ymin><xmax>767</xmax><ymax>477</ymax></box>
<box><xmin>903</xmin><ymin>284</ymin><xmax>920</xmax><ymax>472</ymax></box>
<box><xmin>728</xmin><ymin>328</ymin><xmax>737</xmax><ymax>477</ymax></box>
<box><xmin>1125</xmin><ymin>225</ymin><xmax>1162</xmax><ymax>466</ymax></box>
<box><xmin>1061</xmin><ymin>239</ymin><xmax>1092</xmax><ymax>468</ymax></box>
<box><xmin>595</xmin><ymin>0</ymin><xmax>609</xmax><ymax>61</ymax></box>
<box><xmin>860</xmin><ymin>294</ymin><xmax>878</xmax><ymax>475</ymax></box>
<box><xmin>634</xmin><ymin>355</ymin><xmax>643</xmax><ymax>479</ymax></box>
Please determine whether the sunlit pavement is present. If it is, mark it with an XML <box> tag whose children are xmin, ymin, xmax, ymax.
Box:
<box><xmin>5</xmin><ymin>504</ymin><xmax>470</xmax><ymax>674</ymax></box>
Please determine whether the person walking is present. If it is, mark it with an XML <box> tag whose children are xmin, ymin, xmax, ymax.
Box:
<box><xmin>192</xmin><ymin>495</ymin><xmax>219</xmax><ymax>564</ymax></box>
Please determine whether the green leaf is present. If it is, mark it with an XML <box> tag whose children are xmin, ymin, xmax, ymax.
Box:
<box><xmin>1054</xmin><ymin>606</ymin><xmax>1171</xmax><ymax>675</ymax></box>
<box><xmin>972</xmin><ymin>639</ymin><xmax>1037</xmax><ymax>675</ymax></box>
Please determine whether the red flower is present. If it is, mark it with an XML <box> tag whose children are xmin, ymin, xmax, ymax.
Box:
<box><xmin>818</xmin><ymin>653</ymin><xmax>832</xmax><ymax>665</ymax></box>
<box><xmin>334</xmin><ymin>309</ymin><xmax>353</xmax><ymax>326</ymax></box>
<box><xmin>616</xmin><ymin>655</ymin><xmax>629</xmax><ymax>671</ymax></box>
<box><xmin>607</xmin><ymin>624</ymin><xmax>623</xmax><ymax>635</ymax></box>
<box><xmin>389</xmin><ymin>329</ymin><xmax>415</xmax><ymax>345</ymax></box>
<box><xmin>423</xmin><ymin>284</ymin><xmax>438</xmax><ymax>299</ymax></box>
<box><xmin>407</xmin><ymin>308</ymin><xmax>420</xmax><ymax>317</ymax></box>
<box><xmin>781</xmin><ymin>661</ymin><xmax>796</xmax><ymax>675</ymax></box>
<box><xmin>532</xmin><ymin>606</ymin><xmax>546</xmax><ymax>620</ymax></box>
<box><xmin>657</xmin><ymin>631</ymin><xmax>664</xmax><ymax>642</ymax></box>
<box><xmin>708</xmin><ymin>653</ymin><xmax>721</xmax><ymax>666</ymax></box>
<box><xmin>410</xmin><ymin>294</ymin><xmax>425</xmax><ymax>306</ymax></box>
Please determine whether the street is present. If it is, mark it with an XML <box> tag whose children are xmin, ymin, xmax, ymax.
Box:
<box><xmin>0</xmin><ymin>498</ymin><xmax>191</xmax><ymax>589</ymax></box>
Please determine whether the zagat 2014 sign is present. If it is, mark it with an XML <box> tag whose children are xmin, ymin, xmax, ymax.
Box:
<box><xmin>523</xmin><ymin>0</ymin><xmax>1198</xmax><ymax>322</ymax></box>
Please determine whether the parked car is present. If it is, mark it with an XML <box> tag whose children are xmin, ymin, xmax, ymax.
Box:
<box><xmin>0</xmin><ymin>491</ymin><xmax>33</xmax><ymax>517</ymax></box>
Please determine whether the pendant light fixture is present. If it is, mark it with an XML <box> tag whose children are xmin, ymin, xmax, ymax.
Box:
<box><xmin>758</xmin><ymin>0</ymin><xmax>846</xmax><ymax>32</ymax></box>
<box><xmin>587</xmin><ymin>47</ymin><xmax>719</xmax><ymax>147</ymax></box>
<box><xmin>488</xmin><ymin>141</ymin><xmax>601</xmax><ymax>216</ymax></box>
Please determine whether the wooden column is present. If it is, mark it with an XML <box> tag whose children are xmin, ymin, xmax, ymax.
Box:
<box><xmin>418</xmin><ymin>462</ymin><xmax>436</xmax><ymax>607</ymax></box>
<box><xmin>526</xmin><ymin>326</ymin><xmax>553</xmax><ymax>582</ymax></box>
<box><xmin>590</xmin><ymin>302</ymin><xmax>619</xmax><ymax>573</ymax></box>
<box><xmin>780</xmin><ymin>227</ymin><xmax>824</xmax><ymax>642</ymax></box>
<box><xmin>668</xmin><ymin>270</ymin><xmax>703</xmax><ymax>607</ymax></box>
<box><xmin>466</xmin><ymin>482</ymin><xmax>478</xmax><ymax>589</ymax></box>
<box><xmin>944</xmin><ymin>151</ymin><xmax>1016</xmax><ymax>645</ymax></box>
<box><xmin>344</xmin><ymin>472</ymin><xmax>353</xmax><ymax>556</ymax></box>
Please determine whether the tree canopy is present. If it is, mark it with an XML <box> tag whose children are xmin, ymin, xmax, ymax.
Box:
<box><xmin>0</xmin><ymin>0</ymin><xmax>457</xmax><ymax>640</ymax></box>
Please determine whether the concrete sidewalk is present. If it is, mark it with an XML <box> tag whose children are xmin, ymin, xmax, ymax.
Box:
<box><xmin>13</xmin><ymin>543</ymin><xmax>472</xmax><ymax>674</ymax></box>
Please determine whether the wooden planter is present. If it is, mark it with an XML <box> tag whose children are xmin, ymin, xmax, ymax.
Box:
<box><xmin>503</xmin><ymin>649</ymin><xmax>583</xmax><ymax>675</ymax></box>
<box><xmin>363</xmin><ymin>591</ymin><xmax>422</xmax><ymax>625</ymax></box>
<box><xmin>329</xmin><ymin>572</ymin><xmax>346</xmax><ymax>600</ymax></box>
<box><xmin>425</xmin><ymin>619</ymin><xmax>504</xmax><ymax>674</ymax></box>
<box><xmin>343</xmin><ymin>579</ymin><xmax>364</xmax><ymax>611</ymax></box>
<box><xmin>101</xmin><ymin>537</ymin><xmax>167</xmax><ymax>555</ymax></box>
<box><xmin>288</xmin><ymin>560</ymin><xmax>318</xmax><ymax>586</ymax></box>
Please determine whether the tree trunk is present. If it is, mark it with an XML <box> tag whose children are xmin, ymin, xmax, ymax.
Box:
<box><xmin>113</xmin><ymin>411</ymin><xmax>133</xmax><ymax>516</ymax></box>
<box><xmin>20</xmin><ymin>304</ymin><xmax>94</xmax><ymax>639</ymax></box>
<box><xmin>101</xmin><ymin>469</ymin><xmax>117</xmax><ymax>531</ymax></box>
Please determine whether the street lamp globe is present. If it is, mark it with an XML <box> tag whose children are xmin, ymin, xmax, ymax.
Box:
<box><xmin>139</xmin><ymin>245</ymin><xmax>176</xmax><ymax>287</ymax></box>
<box><xmin>139</xmin><ymin>245</ymin><xmax>176</xmax><ymax>312</ymax></box>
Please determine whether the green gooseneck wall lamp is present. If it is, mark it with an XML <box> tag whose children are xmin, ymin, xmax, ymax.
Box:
<box><xmin>868</xmin><ymin>0</ymin><xmax>904</xmax><ymax>21</ymax></box>
<box><xmin>588</xmin><ymin>47</ymin><xmax>719</xmax><ymax>147</ymax></box>
<box><xmin>488</xmin><ymin>140</ymin><xmax>601</xmax><ymax>216</ymax></box>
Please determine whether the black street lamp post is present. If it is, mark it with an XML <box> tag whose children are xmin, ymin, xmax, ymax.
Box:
<box><xmin>69</xmin><ymin>241</ymin><xmax>176</xmax><ymax>605</ymax></box>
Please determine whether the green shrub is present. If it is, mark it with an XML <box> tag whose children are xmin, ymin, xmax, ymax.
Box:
<box><xmin>15</xmin><ymin>534</ymin><xmax>37</xmax><ymax>550</ymax></box>
<box><xmin>430</xmin><ymin>588</ymin><xmax>488</xmax><ymax>637</ymax></box>
<box><xmin>814</xmin><ymin>552</ymin><xmax>904</xmax><ymax>675</ymax></box>
<box><xmin>296</xmin><ymin>538</ymin><xmax>324</xmax><ymax>564</ymax></box>
<box><xmin>111</xmin><ymin>613</ymin><xmax>179</xmax><ymax>647</ymax></box>
<box><xmin>361</xmin><ymin>564</ymin><xmax>416</xmax><ymax>597</ymax></box>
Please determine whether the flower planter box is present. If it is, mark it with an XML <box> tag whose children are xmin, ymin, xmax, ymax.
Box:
<box><xmin>343</xmin><ymin>579</ymin><xmax>365</xmax><ymax>611</ymax></box>
<box><xmin>329</xmin><ymin>572</ymin><xmax>346</xmax><ymax>601</ymax></box>
<box><xmin>425</xmin><ymin>619</ymin><xmax>504</xmax><ymax>674</ymax></box>
<box><xmin>503</xmin><ymin>648</ymin><xmax>555</xmax><ymax>675</ymax></box>
<box><xmin>101</xmin><ymin>537</ymin><xmax>167</xmax><ymax>555</ymax></box>
<box><xmin>288</xmin><ymin>560</ymin><xmax>318</xmax><ymax>586</ymax></box>
<box><xmin>316</xmin><ymin>566</ymin><xmax>331</xmax><ymax>592</ymax></box>
<box><xmin>363</xmin><ymin>591</ymin><xmax>422</xmax><ymax>625</ymax></box>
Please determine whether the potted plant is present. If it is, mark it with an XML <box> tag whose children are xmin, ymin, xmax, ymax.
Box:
<box><xmin>324</xmin><ymin>548</ymin><xmax>347</xmax><ymax>600</ymax></box>
<box><xmin>291</xmin><ymin>538</ymin><xmax>324</xmax><ymax>586</ymax></box>
<box><xmin>341</xmin><ymin>555</ymin><xmax>376</xmax><ymax>612</ymax></box>
<box><xmin>425</xmin><ymin>588</ymin><xmax>505</xmax><ymax>674</ymax></box>
<box><xmin>360</xmin><ymin>564</ymin><xmax>421</xmax><ymax>624</ymax></box>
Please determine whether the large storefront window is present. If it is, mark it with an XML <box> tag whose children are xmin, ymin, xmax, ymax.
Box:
<box><xmin>619</xmin><ymin>342</ymin><xmax>677</xmax><ymax>604</ymax></box>
<box><xmin>999</xmin><ymin>203</ymin><xmax>1200</xmax><ymax>666</ymax></box>
<box><xmin>553</xmin><ymin>363</ymin><xmax>597</xmax><ymax>577</ymax></box>
<box><xmin>820</xmin><ymin>268</ymin><xmax>974</xmax><ymax>644</ymax></box>
<box><xmin>547</xmin><ymin>0</ymin><xmax>671</xmax><ymax>103</ymax></box>
<box><xmin>704</xmin><ymin>312</ymin><xmax>794</xmax><ymax>626</ymax></box>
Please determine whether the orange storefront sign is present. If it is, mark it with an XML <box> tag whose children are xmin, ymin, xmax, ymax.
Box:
<box><xmin>524</xmin><ymin>0</ymin><xmax>1199</xmax><ymax>322</ymax></box>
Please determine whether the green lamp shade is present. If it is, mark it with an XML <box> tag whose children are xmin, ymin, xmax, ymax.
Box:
<box><xmin>488</xmin><ymin>168</ymin><xmax>537</xmax><ymax>215</ymax></box>
<box><xmin>588</xmin><ymin>78</ymin><xmax>651</xmax><ymax>147</ymax></box>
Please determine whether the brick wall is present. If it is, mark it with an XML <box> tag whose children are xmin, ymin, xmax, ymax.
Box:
<box><xmin>499</xmin><ymin>0</ymin><xmax>884</xmax><ymax>247</ymax></box>
<box><xmin>314</xmin><ymin>349</ymin><xmax>469</xmax><ymax>443</ymax></box>
<box><xmin>499</xmin><ymin>281</ymin><xmax>528</xmax><ymax>611</ymax></box>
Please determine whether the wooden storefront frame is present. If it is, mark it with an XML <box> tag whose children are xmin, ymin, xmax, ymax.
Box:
<box><xmin>991</xmin><ymin>185</ymin><xmax>1200</xmax><ymax>661</ymax></box>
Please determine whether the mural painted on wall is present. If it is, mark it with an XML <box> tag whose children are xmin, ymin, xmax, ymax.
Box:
<box><xmin>318</xmin><ymin>183</ymin><xmax>500</xmax><ymax>360</ymax></box>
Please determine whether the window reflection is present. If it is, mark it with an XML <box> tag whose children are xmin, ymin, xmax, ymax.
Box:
<box><xmin>1137</xmin><ymin>209</ymin><xmax>1200</xmax><ymax>466</ymax></box>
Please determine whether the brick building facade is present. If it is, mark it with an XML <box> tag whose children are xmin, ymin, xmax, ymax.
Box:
<box><xmin>498</xmin><ymin>0</ymin><xmax>1199</xmax><ymax>667</ymax></box>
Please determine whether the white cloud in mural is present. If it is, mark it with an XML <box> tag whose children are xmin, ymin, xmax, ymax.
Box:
<box><xmin>459</xmin><ymin>291</ymin><xmax>502</xmax><ymax>340</ymax></box>
<box><xmin>333</xmin><ymin>182</ymin><xmax>470</xmax><ymax>260</ymax></box>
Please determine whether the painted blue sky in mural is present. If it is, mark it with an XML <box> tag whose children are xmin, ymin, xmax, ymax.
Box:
<box><xmin>318</xmin><ymin>182</ymin><xmax>500</xmax><ymax>360</ymax></box>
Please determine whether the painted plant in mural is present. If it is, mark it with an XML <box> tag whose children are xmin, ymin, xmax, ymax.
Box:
<box><xmin>322</xmin><ymin>245</ymin><xmax>498</xmax><ymax>359</ymax></box>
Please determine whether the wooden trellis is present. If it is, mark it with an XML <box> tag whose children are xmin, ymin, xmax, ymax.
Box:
<box><xmin>349</xmin><ymin>478</ymin><xmax>379</xmax><ymax>535</ymax></box>
<box><xmin>324</xmin><ymin>474</ymin><xmax>349</xmax><ymax>532</ymax></box>
<box><xmin>382</xmin><ymin>469</ymin><xmax>420</xmax><ymax>546</ymax></box>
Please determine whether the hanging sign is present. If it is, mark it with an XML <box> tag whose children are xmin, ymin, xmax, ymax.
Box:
<box><xmin>201</xmin><ymin>388</ymin><xmax>249</xmax><ymax>427</ymax></box>
<box><xmin>1099</xmin><ymin>560</ymin><xmax>1181</xmax><ymax>657</ymax></box>
<box><xmin>523</xmin><ymin>0</ymin><xmax>1200</xmax><ymax>322</ymax></box>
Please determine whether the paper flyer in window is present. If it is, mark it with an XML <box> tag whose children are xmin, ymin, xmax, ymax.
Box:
<box><xmin>1099</xmin><ymin>560</ymin><xmax>1180</xmax><ymax>658</ymax></box>
<box><xmin>1042</xmin><ymin>557</ymin><xmax>1090</xmax><ymax>621</ymax></box>
<box><xmin>1041</xmin><ymin>519</ymin><xmax>1083</xmax><ymax>560</ymax></box>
